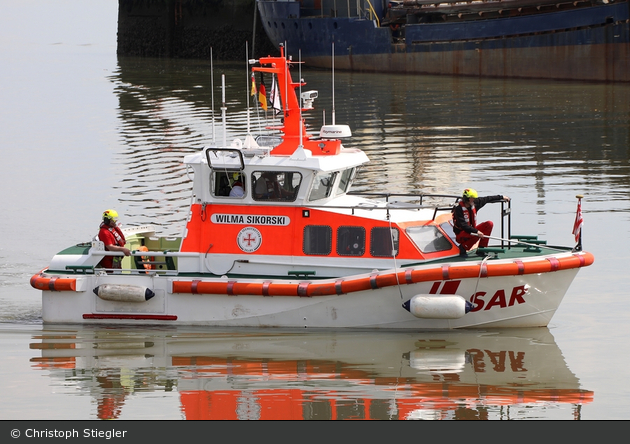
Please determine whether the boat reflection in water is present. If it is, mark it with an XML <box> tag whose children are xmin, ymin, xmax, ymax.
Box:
<box><xmin>29</xmin><ymin>327</ymin><xmax>592</xmax><ymax>420</ymax></box>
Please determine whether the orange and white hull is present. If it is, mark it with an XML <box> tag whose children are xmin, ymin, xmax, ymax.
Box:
<box><xmin>34</xmin><ymin>250</ymin><xmax>592</xmax><ymax>329</ymax></box>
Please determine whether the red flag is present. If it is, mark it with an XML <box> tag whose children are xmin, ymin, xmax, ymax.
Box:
<box><xmin>259</xmin><ymin>83</ymin><xmax>267</xmax><ymax>111</ymax></box>
<box><xmin>572</xmin><ymin>199</ymin><xmax>583</xmax><ymax>243</ymax></box>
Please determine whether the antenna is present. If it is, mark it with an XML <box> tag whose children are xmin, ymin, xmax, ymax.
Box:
<box><xmin>332</xmin><ymin>41</ymin><xmax>335</xmax><ymax>125</ymax></box>
<box><xmin>298</xmin><ymin>49</ymin><xmax>303</xmax><ymax>149</ymax></box>
<box><xmin>211</xmin><ymin>47</ymin><xmax>215</xmax><ymax>143</ymax></box>
<box><xmin>221</xmin><ymin>74</ymin><xmax>227</xmax><ymax>147</ymax></box>
<box><xmin>246</xmin><ymin>42</ymin><xmax>251</xmax><ymax>135</ymax></box>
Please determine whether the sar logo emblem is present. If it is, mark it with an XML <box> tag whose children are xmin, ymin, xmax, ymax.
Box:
<box><xmin>237</xmin><ymin>227</ymin><xmax>262</xmax><ymax>253</ymax></box>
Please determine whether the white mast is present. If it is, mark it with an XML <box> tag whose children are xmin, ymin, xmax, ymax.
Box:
<box><xmin>298</xmin><ymin>49</ymin><xmax>303</xmax><ymax>149</ymax></box>
<box><xmin>246</xmin><ymin>42</ymin><xmax>251</xmax><ymax>136</ymax></box>
<box><xmin>332</xmin><ymin>41</ymin><xmax>336</xmax><ymax>125</ymax></box>
<box><xmin>221</xmin><ymin>74</ymin><xmax>227</xmax><ymax>147</ymax></box>
<box><xmin>211</xmin><ymin>47</ymin><xmax>215</xmax><ymax>144</ymax></box>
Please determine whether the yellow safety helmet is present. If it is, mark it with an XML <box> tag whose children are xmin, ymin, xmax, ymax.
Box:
<box><xmin>103</xmin><ymin>209</ymin><xmax>119</xmax><ymax>221</ymax></box>
<box><xmin>462</xmin><ymin>188</ymin><xmax>478</xmax><ymax>199</ymax></box>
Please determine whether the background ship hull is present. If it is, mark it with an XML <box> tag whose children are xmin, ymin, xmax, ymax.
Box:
<box><xmin>258</xmin><ymin>1</ymin><xmax>630</xmax><ymax>81</ymax></box>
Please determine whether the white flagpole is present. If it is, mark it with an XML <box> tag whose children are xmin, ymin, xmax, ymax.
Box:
<box><xmin>573</xmin><ymin>194</ymin><xmax>584</xmax><ymax>251</ymax></box>
<box><xmin>246</xmin><ymin>42</ymin><xmax>251</xmax><ymax>135</ymax></box>
<box><xmin>210</xmin><ymin>47</ymin><xmax>215</xmax><ymax>144</ymax></box>
<box><xmin>331</xmin><ymin>41</ymin><xmax>335</xmax><ymax>125</ymax></box>
<box><xmin>298</xmin><ymin>49</ymin><xmax>303</xmax><ymax>149</ymax></box>
<box><xmin>221</xmin><ymin>74</ymin><xmax>227</xmax><ymax>148</ymax></box>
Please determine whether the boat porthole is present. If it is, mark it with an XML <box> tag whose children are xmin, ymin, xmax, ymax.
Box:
<box><xmin>333</xmin><ymin>22</ymin><xmax>338</xmax><ymax>30</ymax></box>
<box><xmin>308</xmin><ymin>22</ymin><xmax>312</xmax><ymax>30</ymax></box>
<box><xmin>294</xmin><ymin>22</ymin><xmax>298</xmax><ymax>30</ymax></box>
<box><xmin>281</xmin><ymin>22</ymin><xmax>285</xmax><ymax>29</ymax></box>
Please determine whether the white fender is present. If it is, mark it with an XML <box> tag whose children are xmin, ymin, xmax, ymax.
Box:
<box><xmin>93</xmin><ymin>284</ymin><xmax>155</xmax><ymax>303</ymax></box>
<box><xmin>402</xmin><ymin>294</ymin><xmax>472</xmax><ymax>319</ymax></box>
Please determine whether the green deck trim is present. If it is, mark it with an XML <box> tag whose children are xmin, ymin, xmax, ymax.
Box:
<box><xmin>56</xmin><ymin>243</ymin><xmax>92</xmax><ymax>255</ymax></box>
<box><xmin>476</xmin><ymin>247</ymin><xmax>506</xmax><ymax>254</ymax></box>
<box><xmin>429</xmin><ymin>243</ymin><xmax>569</xmax><ymax>263</ymax></box>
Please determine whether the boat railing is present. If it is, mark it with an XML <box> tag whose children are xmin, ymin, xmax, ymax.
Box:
<box><xmin>297</xmin><ymin>191</ymin><xmax>461</xmax><ymax>220</ymax></box>
<box><xmin>347</xmin><ymin>191</ymin><xmax>459</xmax><ymax>204</ymax></box>
<box><xmin>91</xmin><ymin>251</ymin><xmax>198</xmax><ymax>258</ymax></box>
<box><xmin>302</xmin><ymin>0</ymin><xmax>382</xmax><ymax>23</ymax></box>
<box><xmin>365</xmin><ymin>0</ymin><xmax>381</xmax><ymax>26</ymax></box>
<box><xmin>86</xmin><ymin>250</ymin><xmax>200</xmax><ymax>275</ymax></box>
<box><xmin>384</xmin><ymin>0</ymin><xmax>600</xmax><ymax>26</ymax></box>
<box><xmin>499</xmin><ymin>199</ymin><xmax>511</xmax><ymax>249</ymax></box>
<box><xmin>343</xmin><ymin>191</ymin><xmax>513</xmax><ymax>248</ymax></box>
<box><xmin>398</xmin><ymin>0</ymin><xmax>594</xmax><ymax>10</ymax></box>
<box><xmin>346</xmin><ymin>192</ymin><xmax>459</xmax><ymax>210</ymax></box>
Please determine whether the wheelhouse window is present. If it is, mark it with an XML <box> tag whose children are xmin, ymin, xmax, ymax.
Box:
<box><xmin>212</xmin><ymin>171</ymin><xmax>246</xmax><ymax>198</ymax></box>
<box><xmin>335</xmin><ymin>167</ymin><xmax>357</xmax><ymax>196</ymax></box>
<box><xmin>308</xmin><ymin>171</ymin><xmax>337</xmax><ymax>201</ymax></box>
<box><xmin>439</xmin><ymin>220</ymin><xmax>457</xmax><ymax>243</ymax></box>
<box><xmin>337</xmin><ymin>226</ymin><xmax>365</xmax><ymax>256</ymax></box>
<box><xmin>252</xmin><ymin>171</ymin><xmax>301</xmax><ymax>202</ymax></box>
<box><xmin>370</xmin><ymin>227</ymin><xmax>399</xmax><ymax>257</ymax></box>
<box><xmin>406</xmin><ymin>225</ymin><xmax>453</xmax><ymax>253</ymax></box>
<box><xmin>303</xmin><ymin>225</ymin><xmax>332</xmax><ymax>255</ymax></box>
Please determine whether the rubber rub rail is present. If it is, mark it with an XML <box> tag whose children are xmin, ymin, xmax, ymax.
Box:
<box><xmin>171</xmin><ymin>252</ymin><xmax>594</xmax><ymax>297</ymax></box>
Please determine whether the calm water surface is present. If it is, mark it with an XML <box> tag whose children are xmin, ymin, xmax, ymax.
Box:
<box><xmin>1</xmin><ymin>0</ymin><xmax>629</xmax><ymax>420</ymax></box>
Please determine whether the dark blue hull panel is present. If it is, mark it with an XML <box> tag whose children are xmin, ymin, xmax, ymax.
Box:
<box><xmin>257</xmin><ymin>1</ymin><xmax>630</xmax><ymax>81</ymax></box>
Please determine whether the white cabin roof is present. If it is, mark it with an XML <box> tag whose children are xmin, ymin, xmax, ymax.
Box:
<box><xmin>185</xmin><ymin>144</ymin><xmax>369</xmax><ymax>173</ymax></box>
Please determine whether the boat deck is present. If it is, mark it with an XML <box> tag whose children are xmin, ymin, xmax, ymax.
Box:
<box><xmin>444</xmin><ymin>243</ymin><xmax>572</xmax><ymax>263</ymax></box>
<box><xmin>45</xmin><ymin>234</ymin><xmax>572</xmax><ymax>279</ymax></box>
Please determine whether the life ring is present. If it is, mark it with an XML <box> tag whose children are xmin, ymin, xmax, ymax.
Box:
<box><xmin>390</xmin><ymin>23</ymin><xmax>400</xmax><ymax>31</ymax></box>
<box><xmin>138</xmin><ymin>246</ymin><xmax>154</xmax><ymax>270</ymax></box>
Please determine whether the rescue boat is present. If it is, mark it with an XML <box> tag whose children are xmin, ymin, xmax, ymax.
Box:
<box><xmin>30</xmin><ymin>45</ymin><xmax>594</xmax><ymax>328</ymax></box>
